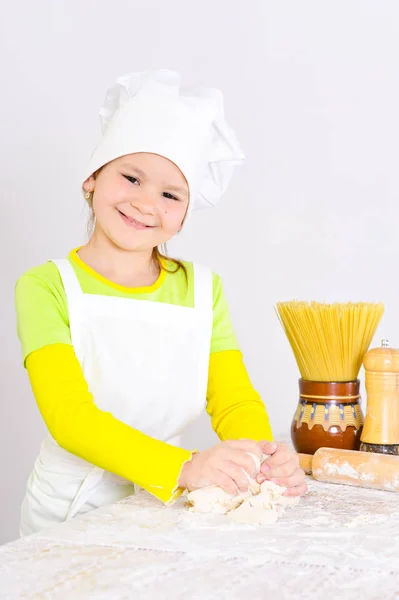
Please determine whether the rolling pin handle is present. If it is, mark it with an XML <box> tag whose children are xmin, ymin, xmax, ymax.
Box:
<box><xmin>298</xmin><ymin>453</ymin><xmax>313</xmax><ymax>475</ymax></box>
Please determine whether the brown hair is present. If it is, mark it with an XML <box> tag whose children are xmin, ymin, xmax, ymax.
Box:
<box><xmin>84</xmin><ymin>168</ymin><xmax>187</xmax><ymax>280</ymax></box>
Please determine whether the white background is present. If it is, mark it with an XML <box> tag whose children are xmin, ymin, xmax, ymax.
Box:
<box><xmin>1</xmin><ymin>0</ymin><xmax>398</xmax><ymax>544</ymax></box>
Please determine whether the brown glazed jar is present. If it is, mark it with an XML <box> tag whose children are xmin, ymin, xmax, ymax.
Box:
<box><xmin>291</xmin><ymin>379</ymin><xmax>364</xmax><ymax>455</ymax></box>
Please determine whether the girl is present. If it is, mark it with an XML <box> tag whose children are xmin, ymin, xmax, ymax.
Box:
<box><xmin>15</xmin><ymin>70</ymin><xmax>306</xmax><ymax>536</ymax></box>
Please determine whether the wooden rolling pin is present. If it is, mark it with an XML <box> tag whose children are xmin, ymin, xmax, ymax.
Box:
<box><xmin>298</xmin><ymin>448</ymin><xmax>399</xmax><ymax>493</ymax></box>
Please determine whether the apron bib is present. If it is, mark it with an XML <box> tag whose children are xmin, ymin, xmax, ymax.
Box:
<box><xmin>20</xmin><ymin>259</ymin><xmax>213</xmax><ymax>536</ymax></box>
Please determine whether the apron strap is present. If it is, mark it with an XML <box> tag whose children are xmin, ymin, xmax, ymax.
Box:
<box><xmin>193</xmin><ymin>263</ymin><xmax>213</xmax><ymax>313</ymax></box>
<box><xmin>50</xmin><ymin>259</ymin><xmax>83</xmax><ymax>301</ymax></box>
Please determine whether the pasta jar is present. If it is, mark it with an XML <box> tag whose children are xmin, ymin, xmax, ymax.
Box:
<box><xmin>291</xmin><ymin>379</ymin><xmax>364</xmax><ymax>455</ymax></box>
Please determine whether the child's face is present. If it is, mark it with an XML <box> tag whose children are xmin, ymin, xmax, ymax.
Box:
<box><xmin>83</xmin><ymin>153</ymin><xmax>189</xmax><ymax>252</ymax></box>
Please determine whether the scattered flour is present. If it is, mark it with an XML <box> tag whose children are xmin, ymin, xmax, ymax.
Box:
<box><xmin>324</xmin><ymin>461</ymin><xmax>359</xmax><ymax>479</ymax></box>
<box><xmin>344</xmin><ymin>514</ymin><xmax>388</xmax><ymax>528</ymax></box>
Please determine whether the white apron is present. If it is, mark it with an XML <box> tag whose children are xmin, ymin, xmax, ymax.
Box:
<box><xmin>20</xmin><ymin>259</ymin><xmax>213</xmax><ymax>536</ymax></box>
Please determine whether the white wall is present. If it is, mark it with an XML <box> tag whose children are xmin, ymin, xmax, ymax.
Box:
<box><xmin>1</xmin><ymin>0</ymin><xmax>398</xmax><ymax>544</ymax></box>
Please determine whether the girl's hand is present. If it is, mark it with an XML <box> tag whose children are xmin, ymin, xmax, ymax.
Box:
<box><xmin>256</xmin><ymin>441</ymin><xmax>307</xmax><ymax>497</ymax></box>
<box><xmin>178</xmin><ymin>439</ymin><xmax>263</xmax><ymax>495</ymax></box>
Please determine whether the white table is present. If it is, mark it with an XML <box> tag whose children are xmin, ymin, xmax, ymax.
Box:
<box><xmin>1</xmin><ymin>478</ymin><xmax>399</xmax><ymax>599</ymax></box>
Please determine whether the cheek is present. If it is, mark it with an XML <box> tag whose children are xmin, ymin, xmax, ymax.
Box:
<box><xmin>94</xmin><ymin>181</ymin><xmax>128</xmax><ymax>210</ymax></box>
<box><xmin>162</xmin><ymin>203</ymin><xmax>187</xmax><ymax>230</ymax></box>
<box><xmin>92</xmin><ymin>198</ymin><xmax>112</xmax><ymax>225</ymax></box>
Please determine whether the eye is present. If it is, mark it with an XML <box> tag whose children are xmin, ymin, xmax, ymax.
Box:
<box><xmin>123</xmin><ymin>175</ymin><xmax>139</xmax><ymax>185</ymax></box>
<box><xmin>163</xmin><ymin>192</ymin><xmax>180</xmax><ymax>201</ymax></box>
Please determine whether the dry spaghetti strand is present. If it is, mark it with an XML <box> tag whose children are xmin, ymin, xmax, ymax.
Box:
<box><xmin>275</xmin><ymin>301</ymin><xmax>384</xmax><ymax>381</ymax></box>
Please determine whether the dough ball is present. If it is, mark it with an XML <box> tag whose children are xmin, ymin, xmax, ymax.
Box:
<box><xmin>187</xmin><ymin>486</ymin><xmax>246</xmax><ymax>515</ymax></box>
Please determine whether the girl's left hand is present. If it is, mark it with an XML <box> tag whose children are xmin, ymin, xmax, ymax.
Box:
<box><xmin>255</xmin><ymin>441</ymin><xmax>307</xmax><ymax>497</ymax></box>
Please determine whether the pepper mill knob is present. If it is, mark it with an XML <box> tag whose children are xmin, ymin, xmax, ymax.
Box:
<box><xmin>360</xmin><ymin>339</ymin><xmax>399</xmax><ymax>455</ymax></box>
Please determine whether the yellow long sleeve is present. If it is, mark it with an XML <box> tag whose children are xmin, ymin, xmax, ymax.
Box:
<box><xmin>26</xmin><ymin>344</ymin><xmax>193</xmax><ymax>505</ymax></box>
<box><xmin>26</xmin><ymin>344</ymin><xmax>271</xmax><ymax>509</ymax></box>
<box><xmin>207</xmin><ymin>350</ymin><xmax>273</xmax><ymax>442</ymax></box>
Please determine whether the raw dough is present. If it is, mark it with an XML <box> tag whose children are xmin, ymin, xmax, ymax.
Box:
<box><xmin>186</xmin><ymin>454</ymin><xmax>300</xmax><ymax>525</ymax></box>
<box><xmin>229</xmin><ymin>481</ymin><xmax>299</xmax><ymax>525</ymax></box>
<box><xmin>184</xmin><ymin>486</ymin><xmax>247</xmax><ymax>515</ymax></box>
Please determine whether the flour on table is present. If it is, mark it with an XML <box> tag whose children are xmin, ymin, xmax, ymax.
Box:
<box><xmin>344</xmin><ymin>514</ymin><xmax>388</xmax><ymax>528</ymax></box>
<box><xmin>186</xmin><ymin>454</ymin><xmax>299</xmax><ymax>525</ymax></box>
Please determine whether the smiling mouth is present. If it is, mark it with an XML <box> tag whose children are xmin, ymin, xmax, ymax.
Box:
<box><xmin>117</xmin><ymin>209</ymin><xmax>153</xmax><ymax>230</ymax></box>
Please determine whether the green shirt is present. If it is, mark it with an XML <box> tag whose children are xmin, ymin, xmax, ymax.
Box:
<box><xmin>15</xmin><ymin>249</ymin><xmax>239</xmax><ymax>365</ymax></box>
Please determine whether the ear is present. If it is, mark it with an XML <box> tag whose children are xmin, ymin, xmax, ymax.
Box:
<box><xmin>83</xmin><ymin>175</ymin><xmax>95</xmax><ymax>193</ymax></box>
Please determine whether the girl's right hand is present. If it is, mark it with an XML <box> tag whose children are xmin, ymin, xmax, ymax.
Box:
<box><xmin>178</xmin><ymin>439</ymin><xmax>263</xmax><ymax>495</ymax></box>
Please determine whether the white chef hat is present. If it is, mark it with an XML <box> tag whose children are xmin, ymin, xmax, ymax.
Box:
<box><xmin>83</xmin><ymin>70</ymin><xmax>245</xmax><ymax>212</ymax></box>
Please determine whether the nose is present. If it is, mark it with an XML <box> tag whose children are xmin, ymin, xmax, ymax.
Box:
<box><xmin>130</xmin><ymin>188</ymin><xmax>157</xmax><ymax>215</ymax></box>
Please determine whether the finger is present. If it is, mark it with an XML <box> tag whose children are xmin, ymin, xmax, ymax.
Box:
<box><xmin>259</xmin><ymin>441</ymin><xmax>277</xmax><ymax>456</ymax></box>
<box><xmin>262</xmin><ymin>449</ymin><xmax>299</xmax><ymax>473</ymax></box>
<box><xmin>225</xmin><ymin>448</ymin><xmax>263</xmax><ymax>479</ymax></box>
<box><xmin>269</xmin><ymin>469</ymin><xmax>306</xmax><ymax>489</ymax></box>
<box><xmin>217</xmin><ymin>446</ymin><xmax>259</xmax><ymax>478</ymax></box>
<box><xmin>256</xmin><ymin>472</ymin><xmax>268</xmax><ymax>484</ymax></box>
<box><xmin>223</xmin><ymin>461</ymin><xmax>253</xmax><ymax>492</ymax></box>
<box><xmin>257</xmin><ymin>468</ymin><xmax>305</xmax><ymax>487</ymax></box>
<box><xmin>225</xmin><ymin>440</ymin><xmax>263</xmax><ymax>462</ymax></box>
<box><xmin>267</xmin><ymin>459</ymin><xmax>301</xmax><ymax>480</ymax></box>
<box><xmin>213</xmin><ymin>470</ymin><xmax>240</xmax><ymax>495</ymax></box>
<box><xmin>264</xmin><ymin>441</ymin><xmax>290</xmax><ymax>454</ymax></box>
<box><xmin>282</xmin><ymin>481</ymin><xmax>308</xmax><ymax>497</ymax></box>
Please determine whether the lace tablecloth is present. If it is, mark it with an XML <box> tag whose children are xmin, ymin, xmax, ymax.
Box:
<box><xmin>1</xmin><ymin>478</ymin><xmax>399</xmax><ymax>599</ymax></box>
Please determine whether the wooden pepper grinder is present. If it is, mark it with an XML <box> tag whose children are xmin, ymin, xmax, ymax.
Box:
<box><xmin>360</xmin><ymin>339</ymin><xmax>399</xmax><ymax>455</ymax></box>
